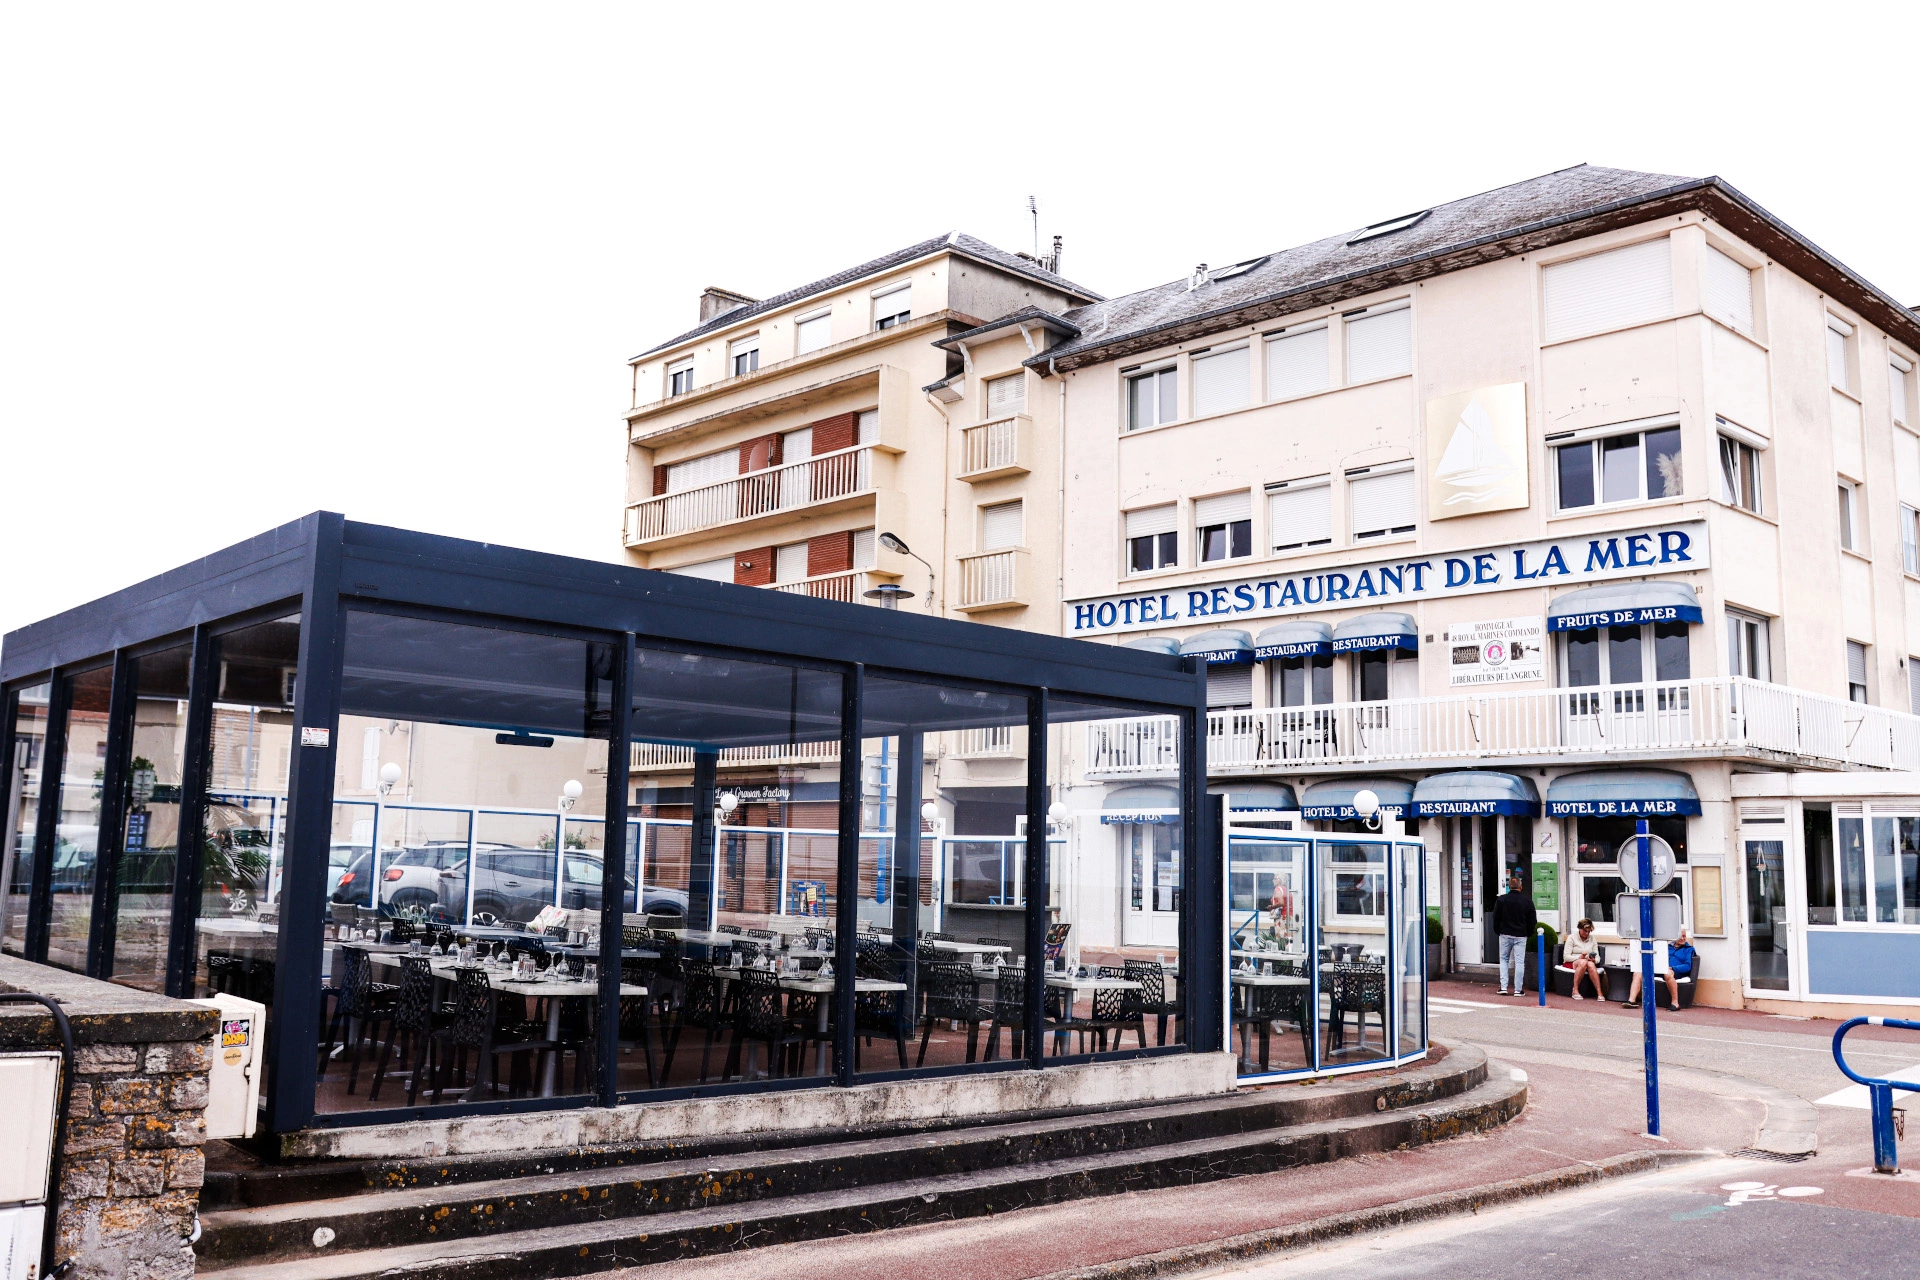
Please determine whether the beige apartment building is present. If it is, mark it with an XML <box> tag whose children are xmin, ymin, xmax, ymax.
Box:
<box><xmin>624</xmin><ymin>165</ymin><xmax>1920</xmax><ymax>1016</ymax></box>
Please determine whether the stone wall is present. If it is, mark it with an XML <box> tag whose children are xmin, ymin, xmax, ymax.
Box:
<box><xmin>0</xmin><ymin>955</ymin><xmax>217</xmax><ymax>1280</ymax></box>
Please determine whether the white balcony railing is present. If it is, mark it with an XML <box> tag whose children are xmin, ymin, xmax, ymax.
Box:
<box><xmin>959</xmin><ymin>414</ymin><xmax>1029</xmax><ymax>480</ymax></box>
<box><xmin>956</xmin><ymin>547</ymin><xmax>1027</xmax><ymax>611</ymax></box>
<box><xmin>631</xmin><ymin>739</ymin><xmax>843</xmax><ymax>773</ymax></box>
<box><xmin>626</xmin><ymin>445</ymin><xmax>873</xmax><ymax>544</ymax></box>
<box><xmin>953</xmin><ymin>725</ymin><xmax>1018</xmax><ymax>757</ymax></box>
<box><xmin>773</xmin><ymin>570</ymin><xmax>876</xmax><ymax>604</ymax></box>
<box><xmin>1083</xmin><ymin>677</ymin><xmax>1920</xmax><ymax>778</ymax></box>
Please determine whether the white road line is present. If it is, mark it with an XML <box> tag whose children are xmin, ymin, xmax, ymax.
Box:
<box><xmin>1429</xmin><ymin>996</ymin><xmax>1504</xmax><ymax>1011</ymax></box>
<box><xmin>1814</xmin><ymin>1063</ymin><xmax>1920</xmax><ymax>1108</ymax></box>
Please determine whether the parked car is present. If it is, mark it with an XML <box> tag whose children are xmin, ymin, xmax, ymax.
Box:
<box><xmin>432</xmin><ymin>847</ymin><xmax>684</xmax><ymax>926</ymax></box>
<box><xmin>379</xmin><ymin>843</ymin><xmax>468</xmax><ymax>915</ymax></box>
<box><xmin>49</xmin><ymin>825</ymin><xmax>98</xmax><ymax>894</ymax></box>
<box><xmin>328</xmin><ymin>842</ymin><xmax>367</xmax><ymax>898</ymax></box>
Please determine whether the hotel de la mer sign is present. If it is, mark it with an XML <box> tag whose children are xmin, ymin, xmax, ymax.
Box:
<box><xmin>1065</xmin><ymin>520</ymin><xmax>1709</xmax><ymax>637</ymax></box>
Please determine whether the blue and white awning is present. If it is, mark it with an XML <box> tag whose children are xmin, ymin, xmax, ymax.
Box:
<box><xmin>1213</xmin><ymin>784</ymin><xmax>1300</xmax><ymax>815</ymax></box>
<box><xmin>1545</xmin><ymin>768</ymin><xmax>1701</xmax><ymax>817</ymax></box>
<box><xmin>1546</xmin><ymin>581</ymin><xmax>1703</xmax><ymax>633</ymax></box>
<box><xmin>1252</xmin><ymin>620</ymin><xmax>1333</xmax><ymax>660</ymax></box>
<box><xmin>1300</xmin><ymin>777</ymin><xmax>1413</xmax><ymax>821</ymax></box>
<box><xmin>1100</xmin><ymin>783</ymin><xmax>1180</xmax><ymax>824</ymax></box>
<box><xmin>1330</xmin><ymin>612</ymin><xmax>1418</xmax><ymax>653</ymax></box>
<box><xmin>1119</xmin><ymin>636</ymin><xmax>1182</xmax><ymax>656</ymax></box>
<box><xmin>1409</xmin><ymin>770</ymin><xmax>1541</xmax><ymax>818</ymax></box>
<box><xmin>1180</xmin><ymin>628</ymin><xmax>1254</xmax><ymax>665</ymax></box>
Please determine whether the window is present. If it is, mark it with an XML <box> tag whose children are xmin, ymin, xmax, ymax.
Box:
<box><xmin>795</xmin><ymin>308</ymin><xmax>832</xmax><ymax>356</ymax></box>
<box><xmin>1265</xmin><ymin>324</ymin><xmax>1329</xmax><ymax>400</ymax></box>
<box><xmin>1903</xmin><ymin>505</ymin><xmax>1920</xmax><ymax>576</ymax></box>
<box><xmin>1542</xmin><ymin>238</ymin><xmax>1674</xmax><ymax>342</ymax></box>
<box><xmin>1354</xmin><ymin>650</ymin><xmax>1418</xmax><ymax>702</ymax></box>
<box><xmin>1344</xmin><ymin>301</ymin><xmax>1411</xmax><ymax>383</ymax></box>
<box><xmin>1562</xmin><ymin>622</ymin><xmax>1691</xmax><ymax>687</ymax></box>
<box><xmin>1126</xmin><ymin>366</ymin><xmax>1178</xmax><ymax>430</ymax></box>
<box><xmin>981</xmin><ymin>500</ymin><xmax>1023</xmax><ymax>551</ymax></box>
<box><xmin>1267</xmin><ymin>478</ymin><xmax>1332</xmax><ymax>552</ymax></box>
<box><xmin>1554</xmin><ymin>423</ymin><xmax>1682</xmax><ymax>510</ymax></box>
<box><xmin>1848</xmin><ymin>640</ymin><xmax>1870</xmax><ymax>703</ymax></box>
<box><xmin>667</xmin><ymin>359</ymin><xmax>694</xmax><ymax>396</ymax></box>
<box><xmin>667</xmin><ymin>554</ymin><xmax>735</xmax><ymax>582</ymax></box>
<box><xmin>666</xmin><ymin>449</ymin><xmax>737</xmax><ymax>493</ymax></box>
<box><xmin>1207</xmin><ymin>664</ymin><xmax>1253</xmax><ymax>710</ymax></box>
<box><xmin>1869</xmin><ymin>817</ymin><xmax>1920</xmax><ymax>924</ymax></box>
<box><xmin>857</xmin><ymin>409</ymin><xmax>879</xmax><ymax>445</ymax></box>
<box><xmin>1727</xmin><ymin>611</ymin><xmax>1770</xmax><ymax>683</ymax></box>
<box><xmin>985</xmin><ymin>372</ymin><xmax>1026</xmax><ymax>416</ymax></box>
<box><xmin>1838</xmin><ymin>480</ymin><xmax>1859</xmax><ymax>551</ymax></box>
<box><xmin>1348</xmin><ymin>465</ymin><xmax>1415</xmax><ymax>540</ymax></box>
<box><xmin>774</xmin><ymin>542</ymin><xmax>809</xmax><ymax>584</ymax></box>
<box><xmin>1716</xmin><ymin>423</ymin><xmax>1763</xmax><ymax>514</ymax></box>
<box><xmin>872</xmin><ymin>284</ymin><xmax>911</xmax><ymax>330</ymax></box>
<box><xmin>729</xmin><ymin>334</ymin><xmax>760</xmax><ymax>377</ymax></box>
<box><xmin>1195</xmin><ymin>491</ymin><xmax>1252</xmax><ymax>562</ymax></box>
<box><xmin>1703</xmin><ymin>245</ymin><xmax>1755</xmax><ymax>335</ymax></box>
<box><xmin>1325</xmin><ymin>841</ymin><xmax>1387</xmax><ymax>920</ymax></box>
<box><xmin>1191</xmin><ymin>345</ymin><xmax>1250</xmax><ymax>416</ymax></box>
<box><xmin>1273</xmin><ymin>654</ymin><xmax>1334</xmax><ymax>707</ymax></box>
<box><xmin>1125</xmin><ymin>504</ymin><xmax>1177</xmax><ymax>573</ymax></box>
<box><xmin>852</xmin><ymin>528</ymin><xmax>876</xmax><ymax>570</ymax></box>
<box><xmin>1910</xmin><ymin>658</ymin><xmax>1920</xmax><ymax>717</ymax></box>
<box><xmin>1893</xmin><ymin>355</ymin><xmax>1913</xmax><ymax>425</ymax></box>
<box><xmin>1828</xmin><ymin>316</ymin><xmax>1854</xmax><ymax>392</ymax></box>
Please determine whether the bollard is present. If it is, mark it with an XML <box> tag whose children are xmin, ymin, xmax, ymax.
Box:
<box><xmin>1536</xmin><ymin>926</ymin><xmax>1547</xmax><ymax>1007</ymax></box>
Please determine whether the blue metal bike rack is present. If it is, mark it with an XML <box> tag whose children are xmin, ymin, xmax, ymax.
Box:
<box><xmin>1832</xmin><ymin>1016</ymin><xmax>1920</xmax><ymax>1173</ymax></box>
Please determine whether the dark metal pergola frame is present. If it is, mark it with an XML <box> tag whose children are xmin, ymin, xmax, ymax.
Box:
<box><xmin>1</xmin><ymin>513</ymin><xmax>1219</xmax><ymax>1134</ymax></box>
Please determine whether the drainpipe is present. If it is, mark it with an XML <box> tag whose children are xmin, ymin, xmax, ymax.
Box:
<box><xmin>1053</xmin><ymin>357</ymin><xmax>1067</xmax><ymax>620</ymax></box>
<box><xmin>924</xmin><ymin>391</ymin><xmax>950</xmax><ymax>616</ymax></box>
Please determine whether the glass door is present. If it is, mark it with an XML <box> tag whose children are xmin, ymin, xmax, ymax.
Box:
<box><xmin>1120</xmin><ymin>821</ymin><xmax>1181</xmax><ymax>948</ymax></box>
<box><xmin>1744</xmin><ymin>837</ymin><xmax>1791</xmax><ymax>993</ymax></box>
<box><xmin>1228</xmin><ymin>832</ymin><xmax>1310</xmax><ymax>1075</ymax></box>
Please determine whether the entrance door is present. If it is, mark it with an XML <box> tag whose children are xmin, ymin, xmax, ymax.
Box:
<box><xmin>1743</xmin><ymin>836</ymin><xmax>1791</xmax><ymax>993</ymax></box>
<box><xmin>1477</xmin><ymin>815</ymin><xmax>1533</xmax><ymax>964</ymax></box>
<box><xmin>1120</xmin><ymin>822</ymin><xmax>1181</xmax><ymax>947</ymax></box>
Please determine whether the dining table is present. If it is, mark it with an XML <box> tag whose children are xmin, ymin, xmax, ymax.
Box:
<box><xmin>1229</xmin><ymin>971</ymin><xmax>1309</xmax><ymax>1068</ymax></box>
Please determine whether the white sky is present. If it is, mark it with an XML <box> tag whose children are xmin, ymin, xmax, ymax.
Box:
<box><xmin>3</xmin><ymin>2</ymin><xmax>1917</xmax><ymax>644</ymax></box>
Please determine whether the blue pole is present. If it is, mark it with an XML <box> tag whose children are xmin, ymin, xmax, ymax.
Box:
<box><xmin>1638</xmin><ymin>818</ymin><xmax>1660</xmax><ymax>1137</ymax></box>
<box><xmin>1536</xmin><ymin>925</ymin><xmax>1546</xmax><ymax>1006</ymax></box>
<box><xmin>1871</xmin><ymin>1082</ymin><xmax>1900</xmax><ymax>1173</ymax></box>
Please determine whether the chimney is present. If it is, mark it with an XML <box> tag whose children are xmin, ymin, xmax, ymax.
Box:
<box><xmin>1043</xmin><ymin>235</ymin><xmax>1063</xmax><ymax>275</ymax></box>
<box><xmin>699</xmin><ymin>286</ymin><xmax>757</xmax><ymax>324</ymax></box>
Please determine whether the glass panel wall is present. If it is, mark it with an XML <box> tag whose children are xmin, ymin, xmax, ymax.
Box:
<box><xmin>856</xmin><ymin>675</ymin><xmax>1030</xmax><ymax>1077</ymax></box>
<box><xmin>194</xmin><ymin>616</ymin><xmax>299</xmax><ymax>1016</ymax></box>
<box><xmin>1316</xmin><ymin>837</ymin><xmax>1392</xmax><ymax>1068</ymax></box>
<box><xmin>318</xmin><ymin>609</ymin><xmax>611</xmax><ymax>1114</ymax></box>
<box><xmin>109</xmin><ymin>644</ymin><xmax>193</xmax><ymax>992</ymax></box>
<box><xmin>1228</xmin><ymin>835</ymin><xmax>1309</xmax><ymax>1072</ymax></box>
<box><xmin>3</xmin><ymin>683</ymin><xmax>52</xmax><ymax>956</ymax></box>
<box><xmin>46</xmin><ymin>664</ymin><xmax>114</xmax><ymax>973</ymax></box>
<box><xmin>628</xmin><ymin>644</ymin><xmax>843</xmax><ymax>1090</ymax></box>
<box><xmin>1395</xmin><ymin>842</ymin><xmax>1424</xmax><ymax>1057</ymax></box>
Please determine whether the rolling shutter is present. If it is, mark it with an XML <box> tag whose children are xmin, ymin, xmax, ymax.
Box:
<box><xmin>1896</xmin><ymin>431</ymin><xmax>1920</xmax><ymax>506</ymax></box>
<box><xmin>1543</xmin><ymin>238</ymin><xmax>1674</xmax><ymax>342</ymax></box>
<box><xmin>1892</xmin><ymin>356</ymin><xmax>1912</xmax><ymax>425</ymax></box>
<box><xmin>986</xmin><ymin>373</ymin><xmax>1026</xmax><ymax>414</ymax></box>
<box><xmin>1194</xmin><ymin>491</ymin><xmax>1251</xmax><ymax>527</ymax></box>
<box><xmin>1350</xmin><ymin>468</ymin><xmax>1416</xmax><ymax>538</ymax></box>
<box><xmin>852</xmin><ymin>528</ymin><xmax>876</xmax><ymax>569</ymax></box>
<box><xmin>1266</xmin><ymin>326</ymin><xmax>1329</xmax><ymax>400</ymax></box>
<box><xmin>1125</xmin><ymin>504</ymin><xmax>1177</xmax><ymax>539</ymax></box>
<box><xmin>982</xmin><ymin>500</ymin><xmax>1024</xmax><ymax>550</ymax></box>
<box><xmin>1191</xmin><ymin>346</ymin><xmax>1250</xmax><ymax>417</ymax></box>
<box><xmin>1848</xmin><ymin>640</ymin><xmax>1869</xmax><ymax>688</ymax></box>
<box><xmin>1267</xmin><ymin>483</ymin><xmax>1330</xmax><ymax>550</ymax></box>
<box><xmin>666</xmin><ymin>450</ymin><xmax>738</xmax><ymax>492</ymax></box>
<box><xmin>668</xmin><ymin>555</ymin><xmax>735</xmax><ymax>582</ymax></box>
<box><xmin>1704</xmin><ymin>247</ymin><xmax>1754</xmax><ymax>335</ymax></box>
<box><xmin>1207</xmin><ymin>663</ymin><xmax>1253</xmax><ymax>709</ymax></box>
<box><xmin>796</xmin><ymin>310</ymin><xmax>832</xmax><ymax>355</ymax></box>
<box><xmin>1345</xmin><ymin>304</ymin><xmax>1412</xmax><ymax>382</ymax></box>
<box><xmin>775</xmin><ymin>542</ymin><xmax>809</xmax><ymax>583</ymax></box>
<box><xmin>857</xmin><ymin>410</ymin><xmax>879</xmax><ymax>445</ymax></box>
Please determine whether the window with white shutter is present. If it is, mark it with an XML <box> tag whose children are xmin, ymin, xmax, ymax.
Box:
<box><xmin>667</xmin><ymin>358</ymin><xmax>694</xmax><ymax>397</ymax></box>
<box><xmin>1345</xmin><ymin>302</ymin><xmax>1412</xmax><ymax>383</ymax></box>
<box><xmin>1267</xmin><ymin>480</ymin><xmax>1332</xmax><ymax>551</ymax></box>
<box><xmin>857</xmin><ymin>410</ymin><xmax>879</xmax><ymax>445</ymax></box>
<box><xmin>852</xmin><ymin>528</ymin><xmax>876</xmax><ymax>570</ymax></box>
<box><xmin>1897</xmin><ymin>430</ymin><xmax>1920</xmax><ymax>508</ymax></box>
<box><xmin>775</xmin><ymin>542</ymin><xmax>809</xmax><ymax>584</ymax></box>
<box><xmin>1194</xmin><ymin>491</ymin><xmax>1252</xmax><ymax>562</ymax></box>
<box><xmin>667</xmin><ymin>450</ymin><xmax>738</xmax><ymax>493</ymax></box>
<box><xmin>1704</xmin><ymin>246</ymin><xmax>1754</xmax><ymax>335</ymax></box>
<box><xmin>1847</xmin><ymin>640</ymin><xmax>1870</xmax><ymax>703</ymax></box>
<box><xmin>668</xmin><ymin>555</ymin><xmax>735</xmax><ymax>582</ymax></box>
<box><xmin>1828</xmin><ymin>316</ymin><xmax>1854</xmax><ymax>392</ymax></box>
<box><xmin>1909</xmin><ymin>658</ymin><xmax>1920</xmax><ymax>716</ymax></box>
<box><xmin>784</xmin><ymin>425</ymin><xmax>813</xmax><ymax>460</ymax></box>
<box><xmin>1265</xmin><ymin>325</ymin><xmax>1329</xmax><ymax>400</ymax></box>
<box><xmin>1542</xmin><ymin>238</ymin><xmax>1674</xmax><ymax>342</ymax></box>
<box><xmin>1207</xmin><ymin>663</ymin><xmax>1253</xmax><ymax>710</ymax></box>
<box><xmin>981</xmin><ymin>500</ymin><xmax>1024</xmax><ymax>551</ymax></box>
<box><xmin>872</xmin><ymin>285</ymin><xmax>911</xmax><ymax>330</ymax></box>
<box><xmin>986</xmin><ymin>373</ymin><xmax>1026</xmax><ymax>415</ymax></box>
<box><xmin>1125</xmin><ymin>504</ymin><xmax>1178</xmax><ymax>573</ymax></box>
<box><xmin>1190</xmin><ymin>345</ymin><xmax>1250</xmax><ymax>417</ymax></box>
<box><xmin>795</xmin><ymin>309</ymin><xmax>832</xmax><ymax>355</ymax></box>
<box><xmin>729</xmin><ymin>333</ymin><xmax>760</xmax><ymax>377</ymax></box>
<box><xmin>1892</xmin><ymin>355</ymin><xmax>1912</xmax><ymax>425</ymax></box>
<box><xmin>1349</xmin><ymin>467</ymin><xmax>1416</xmax><ymax>540</ymax></box>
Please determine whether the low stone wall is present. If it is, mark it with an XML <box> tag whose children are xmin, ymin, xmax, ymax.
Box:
<box><xmin>0</xmin><ymin>955</ymin><xmax>217</xmax><ymax>1280</ymax></box>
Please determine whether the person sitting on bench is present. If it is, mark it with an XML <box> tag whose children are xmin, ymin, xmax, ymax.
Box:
<box><xmin>1564</xmin><ymin>917</ymin><xmax>1606</xmax><ymax>1002</ymax></box>
<box><xmin>1625</xmin><ymin>934</ymin><xmax>1683</xmax><ymax>1009</ymax></box>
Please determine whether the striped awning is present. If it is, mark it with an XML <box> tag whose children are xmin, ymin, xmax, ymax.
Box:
<box><xmin>1409</xmin><ymin>770</ymin><xmax>1541</xmax><ymax>817</ymax></box>
<box><xmin>1546</xmin><ymin>581</ymin><xmax>1703</xmax><ymax>633</ymax></box>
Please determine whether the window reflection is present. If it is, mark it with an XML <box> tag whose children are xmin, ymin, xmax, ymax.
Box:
<box><xmin>109</xmin><ymin>644</ymin><xmax>193</xmax><ymax>993</ymax></box>
<box><xmin>3</xmin><ymin>683</ymin><xmax>52</xmax><ymax>956</ymax></box>
<box><xmin>46</xmin><ymin>664</ymin><xmax>113</xmax><ymax>973</ymax></box>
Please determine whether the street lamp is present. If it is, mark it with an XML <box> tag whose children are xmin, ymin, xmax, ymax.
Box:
<box><xmin>559</xmin><ymin>778</ymin><xmax>583</xmax><ymax>812</ymax></box>
<box><xmin>1352</xmin><ymin>787</ymin><xmax>1382</xmax><ymax>832</ymax></box>
<box><xmin>863</xmin><ymin>583</ymin><xmax>915</xmax><ymax>609</ymax></box>
<box><xmin>878</xmin><ymin>531</ymin><xmax>936</xmax><ymax>612</ymax></box>
<box><xmin>377</xmin><ymin>762</ymin><xmax>402</xmax><ymax>797</ymax></box>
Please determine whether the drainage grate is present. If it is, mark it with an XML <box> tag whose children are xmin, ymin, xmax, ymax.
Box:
<box><xmin>1728</xmin><ymin>1147</ymin><xmax>1812</xmax><ymax>1163</ymax></box>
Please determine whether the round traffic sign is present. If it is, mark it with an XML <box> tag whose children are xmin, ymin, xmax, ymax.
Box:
<box><xmin>1616</xmin><ymin>833</ymin><xmax>1676</xmax><ymax>892</ymax></box>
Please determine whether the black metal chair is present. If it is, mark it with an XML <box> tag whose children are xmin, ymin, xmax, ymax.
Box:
<box><xmin>723</xmin><ymin>967</ymin><xmax>811</xmax><ymax>1080</ymax></box>
<box><xmin>852</xmin><ymin>946</ymin><xmax>911</xmax><ymax>1070</ymax></box>
<box><xmin>1327</xmin><ymin>963</ymin><xmax>1388</xmax><ymax>1054</ymax></box>
<box><xmin>661</xmin><ymin>959</ymin><xmax>730</xmax><ymax>1084</ymax></box>
<box><xmin>1054</xmin><ymin>966</ymin><xmax>1142</xmax><ymax>1054</ymax></box>
<box><xmin>917</xmin><ymin>962</ymin><xmax>991</xmax><ymax>1066</ymax></box>
<box><xmin>982</xmin><ymin>964</ymin><xmax>1030</xmax><ymax>1061</ymax></box>
<box><xmin>317</xmin><ymin>946</ymin><xmax>397</xmax><ymax>1092</ymax></box>
<box><xmin>617</xmin><ymin>958</ymin><xmax>661</xmax><ymax>1088</ymax></box>
<box><xmin>368</xmin><ymin>956</ymin><xmax>440</xmax><ymax>1104</ymax></box>
<box><xmin>716</xmin><ymin>924</ymin><xmax>743</xmax><ymax>935</ymax></box>
<box><xmin>1123</xmin><ymin>959</ymin><xmax>1182</xmax><ymax>1046</ymax></box>
<box><xmin>435</xmin><ymin>967</ymin><xmax>547</xmax><ymax>1100</ymax></box>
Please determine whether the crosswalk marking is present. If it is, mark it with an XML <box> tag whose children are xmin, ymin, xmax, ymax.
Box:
<box><xmin>1429</xmin><ymin>996</ymin><xmax>1505</xmax><ymax>1012</ymax></box>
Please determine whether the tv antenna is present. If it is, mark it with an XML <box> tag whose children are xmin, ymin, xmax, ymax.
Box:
<box><xmin>1029</xmin><ymin>195</ymin><xmax>1039</xmax><ymax>256</ymax></box>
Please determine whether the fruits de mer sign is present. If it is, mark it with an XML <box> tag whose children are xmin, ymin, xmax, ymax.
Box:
<box><xmin>1065</xmin><ymin>521</ymin><xmax>1708</xmax><ymax>637</ymax></box>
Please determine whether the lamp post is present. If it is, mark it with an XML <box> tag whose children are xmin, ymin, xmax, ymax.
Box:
<box><xmin>878</xmin><ymin>532</ymin><xmax>936</xmax><ymax>613</ymax></box>
<box><xmin>1353</xmin><ymin>788</ymin><xmax>1382</xmax><ymax>831</ymax></box>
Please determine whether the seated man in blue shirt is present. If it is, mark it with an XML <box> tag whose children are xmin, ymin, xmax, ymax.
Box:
<box><xmin>1626</xmin><ymin>930</ymin><xmax>1695</xmax><ymax>1008</ymax></box>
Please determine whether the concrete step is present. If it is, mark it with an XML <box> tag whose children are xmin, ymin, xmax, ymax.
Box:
<box><xmin>196</xmin><ymin>1051</ymin><xmax>1519</xmax><ymax>1279</ymax></box>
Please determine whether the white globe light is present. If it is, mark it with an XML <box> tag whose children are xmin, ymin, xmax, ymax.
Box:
<box><xmin>1048</xmin><ymin>802</ymin><xmax>1069</xmax><ymax>825</ymax></box>
<box><xmin>1353</xmin><ymin>788</ymin><xmax>1381</xmax><ymax>819</ymax></box>
<box><xmin>378</xmin><ymin>762</ymin><xmax>403</xmax><ymax>786</ymax></box>
<box><xmin>717</xmin><ymin>791</ymin><xmax>740</xmax><ymax>813</ymax></box>
<box><xmin>920</xmin><ymin>801</ymin><xmax>939</xmax><ymax>824</ymax></box>
<box><xmin>562</xmin><ymin>779</ymin><xmax>584</xmax><ymax>800</ymax></box>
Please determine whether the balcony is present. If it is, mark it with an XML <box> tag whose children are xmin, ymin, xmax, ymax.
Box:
<box><xmin>958</xmin><ymin>414</ymin><xmax>1031</xmax><ymax>482</ymax></box>
<box><xmin>631</xmin><ymin>739</ymin><xmax>842</xmax><ymax>774</ymax></box>
<box><xmin>625</xmin><ymin>445</ymin><xmax>873</xmax><ymax>548</ymax></box>
<box><xmin>955</xmin><ymin>547</ymin><xmax>1029</xmax><ymax>613</ymax></box>
<box><xmin>772</xmin><ymin>569</ymin><xmax>878</xmax><ymax>604</ymax></box>
<box><xmin>1083</xmin><ymin>677</ymin><xmax>1920</xmax><ymax>779</ymax></box>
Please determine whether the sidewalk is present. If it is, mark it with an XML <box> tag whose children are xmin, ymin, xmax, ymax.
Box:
<box><xmin>611</xmin><ymin>1050</ymin><xmax>1761</xmax><ymax>1280</ymax></box>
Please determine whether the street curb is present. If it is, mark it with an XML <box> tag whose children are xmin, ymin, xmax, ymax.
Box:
<box><xmin>1026</xmin><ymin>1148</ymin><xmax>1717</xmax><ymax>1280</ymax></box>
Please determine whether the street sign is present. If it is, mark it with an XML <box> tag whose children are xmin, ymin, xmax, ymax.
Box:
<box><xmin>1615</xmin><ymin>834</ymin><xmax>1675</xmax><ymax>892</ymax></box>
<box><xmin>1615</xmin><ymin>892</ymin><xmax>1683</xmax><ymax>940</ymax></box>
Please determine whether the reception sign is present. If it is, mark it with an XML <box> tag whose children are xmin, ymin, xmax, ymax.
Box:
<box><xmin>1066</xmin><ymin>521</ymin><xmax>1708</xmax><ymax>638</ymax></box>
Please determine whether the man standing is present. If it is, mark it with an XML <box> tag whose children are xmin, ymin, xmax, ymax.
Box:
<box><xmin>1493</xmin><ymin>870</ymin><xmax>1537</xmax><ymax>996</ymax></box>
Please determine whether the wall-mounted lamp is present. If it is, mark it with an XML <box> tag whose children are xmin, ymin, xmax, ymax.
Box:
<box><xmin>717</xmin><ymin>791</ymin><xmax>741</xmax><ymax>821</ymax></box>
<box><xmin>377</xmin><ymin>762</ymin><xmax>402</xmax><ymax>797</ymax></box>
<box><xmin>559</xmin><ymin>778</ymin><xmax>584</xmax><ymax>812</ymax></box>
<box><xmin>1352</xmin><ymin>787</ymin><xmax>1382</xmax><ymax>833</ymax></box>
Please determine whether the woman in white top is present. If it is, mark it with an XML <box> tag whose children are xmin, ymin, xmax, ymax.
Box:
<box><xmin>1563</xmin><ymin>917</ymin><xmax>1605</xmax><ymax>1001</ymax></box>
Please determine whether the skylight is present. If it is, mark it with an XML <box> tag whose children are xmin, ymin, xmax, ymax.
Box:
<box><xmin>1346</xmin><ymin>210</ymin><xmax>1431</xmax><ymax>245</ymax></box>
<box><xmin>1206</xmin><ymin>255</ymin><xmax>1269</xmax><ymax>282</ymax></box>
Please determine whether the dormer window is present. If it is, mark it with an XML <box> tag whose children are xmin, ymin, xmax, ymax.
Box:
<box><xmin>729</xmin><ymin>335</ymin><xmax>760</xmax><ymax>377</ymax></box>
<box><xmin>667</xmin><ymin>359</ymin><xmax>694</xmax><ymax>396</ymax></box>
